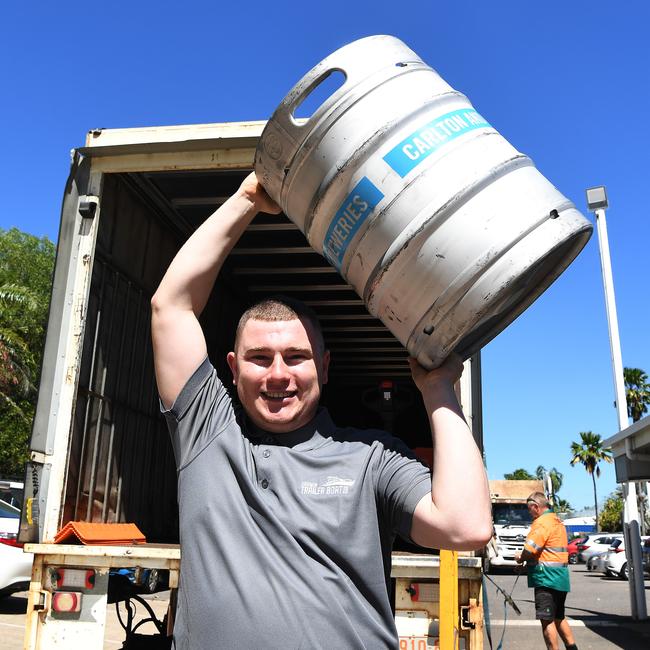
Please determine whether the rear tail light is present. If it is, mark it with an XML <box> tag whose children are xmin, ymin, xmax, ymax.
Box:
<box><xmin>614</xmin><ymin>548</ymin><xmax>625</xmax><ymax>553</ymax></box>
<box><xmin>51</xmin><ymin>568</ymin><xmax>95</xmax><ymax>590</ymax></box>
<box><xmin>52</xmin><ymin>591</ymin><xmax>82</xmax><ymax>613</ymax></box>
<box><xmin>577</xmin><ymin>545</ymin><xmax>589</xmax><ymax>551</ymax></box>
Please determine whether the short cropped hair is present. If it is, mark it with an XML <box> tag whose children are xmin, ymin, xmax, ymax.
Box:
<box><xmin>234</xmin><ymin>296</ymin><xmax>325</xmax><ymax>355</ymax></box>
<box><xmin>527</xmin><ymin>492</ymin><xmax>549</xmax><ymax>509</ymax></box>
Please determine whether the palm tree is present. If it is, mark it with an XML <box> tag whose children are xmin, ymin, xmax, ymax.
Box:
<box><xmin>624</xmin><ymin>367</ymin><xmax>650</xmax><ymax>422</ymax></box>
<box><xmin>555</xmin><ymin>498</ymin><xmax>573</xmax><ymax>514</ymax></box>
<box><xmin>536</xmin><ymin>465</ymin><xmax>563</xmax><ymax>497</ymax></box>
<box><xmin>570</xmin><ymin>432</ymin><xmax>613</xmax><ymax>532</ymax></box>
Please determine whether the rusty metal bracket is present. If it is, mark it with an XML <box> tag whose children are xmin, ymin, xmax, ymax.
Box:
<box><xmin>460</xmin><ymin>605</ymin><xmax>475</xmax><ymax>630</ymax></box>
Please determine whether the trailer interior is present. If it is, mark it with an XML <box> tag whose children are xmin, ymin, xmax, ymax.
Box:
<box><xmin>64</xmin><ymin>164</ymin><xmax>437</xmax><ymax>545</ymax></box>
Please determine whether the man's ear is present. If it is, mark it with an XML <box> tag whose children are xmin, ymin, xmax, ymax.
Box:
<box><xmin>226</xmin><ymin>351</ymin><xmax>238</xmax><ymax>384</ymax></box>
<box><xmin>321</xmin><ymin>350</ymin><xmax>330</xmax><ymax>385</ymax></box>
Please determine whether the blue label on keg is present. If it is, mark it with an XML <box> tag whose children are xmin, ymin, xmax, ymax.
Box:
<box><xmin>323</xmin><ymin>177</ymin><xmax>384</xmax><ymax>270</ymax></box>
<box><xmin>383</xmin><ymin>109</ymin><xmax>491</xmax><ymax>177</ymax></box>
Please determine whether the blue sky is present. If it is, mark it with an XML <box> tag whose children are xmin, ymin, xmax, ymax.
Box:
<box><xmin>1</xmin><ymin>1</ymin><xmax>648</xmax><ymax>511</ymax></box>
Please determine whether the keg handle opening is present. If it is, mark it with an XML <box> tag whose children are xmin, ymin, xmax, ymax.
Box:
<box><xmin>289</xmin><ymin>68</ymin><xmax>347</xmax><ymax>124</ymax></box>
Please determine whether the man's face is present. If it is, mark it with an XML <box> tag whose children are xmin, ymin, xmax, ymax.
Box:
<box><xmin>226</xmin><ymin>318</ymin><xmax>329</xmax><ymax>433</ymax></box>
<box><xmin>527</xmin><ymin>501</ymin><xmax>542</xmax><ymax>520</ymax></box>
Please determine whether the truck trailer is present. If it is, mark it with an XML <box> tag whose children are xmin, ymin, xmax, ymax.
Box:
<box><xmin>19</xmin><ymin>121</ymin><xmax>485</xmax><ymax>649</ymax></box>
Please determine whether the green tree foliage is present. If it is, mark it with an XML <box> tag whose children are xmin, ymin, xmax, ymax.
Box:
<box><xmin>555</xmin><ymin>497</ymin><xmax>573</xmax><ymax>514</ymax></box>
<box><xmin>624</xmin><ymin>367</ymin><xmax>650</xmax><ymax>422</ymax></box>
<box><xmin>536</xmin><ymin>465</ymin><xmax>563</xmax><ymax>495</ymax></box>
<box><xmin>0</xmin><ymin>227</ymin><xmax>55</xmax><ymax>477</ymax></box>
<box><xmin>599</xmin><ymin>488</ymin><xmax>624</xmax><ymax>532</ymax></box>
<box><xmin>570</xmin><ymin>431</ymin><xmax>613</xmax><ymax>533</ymax></box>
<box><xmin>503</xmin><ymin>468</ymin><xmax>536</xmax><ymax>480</ymax></box>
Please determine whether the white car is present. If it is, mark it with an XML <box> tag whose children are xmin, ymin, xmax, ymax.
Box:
<box><xmin>586</xmin><ymin>551</ymin><xmax>609</xmax><ymax>573</ymax></box>
<box><xmin>604</xmin><ymin>537</ymin><xmax>650</xmax><ymax>580</ymax></box>
<box><xmin>0</xmin><ymin>541</ymin><xmax>33</xmax><ymax>597</ymax></box>
<box><xmin>0</xmin><ymin>498</ymin><xmax>21</xmax><ymax>541</ymax></box>
<box><xmin>0</xmin><ymin>499</ymin><xmax>33</xmax><ymax>597</ymax></box>
<box><xmin>577</xmin><ymin>533</ymin><xmax>623</xmax><ymax>563</ymax></box>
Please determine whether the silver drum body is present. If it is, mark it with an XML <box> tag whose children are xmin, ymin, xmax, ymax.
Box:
<box><xmin>255</xmin><ymin>35</ymin><xmax>592</xmax><ymax>368</ymax></box>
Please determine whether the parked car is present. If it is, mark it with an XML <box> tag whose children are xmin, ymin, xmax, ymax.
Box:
<box><xmin>567</xmin><ymin>536</ymin><xmax>588</xmax><ymax>564</ymax></box>
<box><xmin>109</xmin><ymin>567</ymin><xmax>169</xmax><ymax>595</ymax></box>
<box><xmin>0</xmin><ymin>541</ymin><xmax>34</xmax><ymax>597</ymax></box>
<box><xmin>586</xmin><ymin>551</ymin><xmax>609</xmax><ymax>573</ymax></box>
<box><xmin>577</xmin><ymin>533</ymin><xmax>623</xmax><ymax>563</ymax></box>
<box><xmin>641</xmin><ymin>537</ymin><xmax>650</xmax><ymax>575</ymax></box>
<box><xmin>0</xmin><ymin>480</ymin><xmax>23</xmax><ymax>509</ymax></box>
<box><xmin>0</xmin><ymin>498</ymin><xmax>21</xmax><ymax>542</ymax></box>
<box><xmin>604</xmin><ymin>537</ymin><xmax>650</xmax><ymax>580</ymax></box>
<box><xmin>0</xmin><ymin>499</ymin><xmax>34</xmax><ymax>597</ymax></box>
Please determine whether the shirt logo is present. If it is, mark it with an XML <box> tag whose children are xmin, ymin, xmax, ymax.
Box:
<box><xmin>301</xmin><ymin>476</ymin><xmax>355</xmax><ymax>496</ymax></box>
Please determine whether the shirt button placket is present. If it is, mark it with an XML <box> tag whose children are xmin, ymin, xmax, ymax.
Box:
<box><xmin>259</xmin><ymin>438</ymin><xmax>273</xmax><ymax>490</ymax></box>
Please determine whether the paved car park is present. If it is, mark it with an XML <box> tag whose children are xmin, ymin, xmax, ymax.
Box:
<box><xmin>483</xmin><ymin>564</ymin><xmax>650</xmax><ymax>649</ymax></box>
<box><xmin>0</xmin><ymin>589</ymin><xmax>170</xmax><ymax>649</ymax></box>
<box><xmin>2</xmin><ymin>565</ymin><xmax>650</xmax><ymax>649</ymax></box>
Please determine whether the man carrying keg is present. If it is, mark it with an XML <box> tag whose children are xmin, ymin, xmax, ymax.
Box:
<box><xmin>515</xmin><ymin>492</ymin><xmax>578</xmax><ymax>650</ymax></box>
<box><xmin>151</xmin><ymin>172</ymin><xmax>492</xmax><ymax>649</ymax></box>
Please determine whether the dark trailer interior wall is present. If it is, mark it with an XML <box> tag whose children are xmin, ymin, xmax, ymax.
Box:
<box><xmin>23</xmin><ymin>132</ymin><xmax>479</xmax><ymax>545</ymax></box>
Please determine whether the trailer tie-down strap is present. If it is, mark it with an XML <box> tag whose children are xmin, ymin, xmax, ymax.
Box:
<box><xmin>482</xmin><ymin>571</ymin><xmax>522</xmax><ymax>650</ymax></box>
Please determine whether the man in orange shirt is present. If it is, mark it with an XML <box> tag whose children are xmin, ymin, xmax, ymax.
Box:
<box><xmin>515</xmin><ymin>492</ymin><xmax>578</xmax><ymax>650</ymax></box>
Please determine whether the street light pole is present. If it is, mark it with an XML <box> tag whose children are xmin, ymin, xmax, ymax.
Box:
<box><xmin>587</xmin><ymin>186</ymin><xmax>647</xmax><ymax>620</ymax></box>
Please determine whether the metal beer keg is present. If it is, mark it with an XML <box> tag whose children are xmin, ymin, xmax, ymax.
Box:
<box><xmin>255</xmin><ymin>35</ymin><xmax>592</xmax><ymax>368</ymax></box>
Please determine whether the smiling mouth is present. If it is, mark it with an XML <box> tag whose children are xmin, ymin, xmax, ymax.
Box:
<box><xmin>262</xmin><ymin>391</ymin><xmax>297</xmax><ymax>400</ymax></box>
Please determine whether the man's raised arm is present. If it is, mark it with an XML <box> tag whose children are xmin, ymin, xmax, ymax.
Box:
<box><xmin>151</xmin><ymin>173</ymin><xmax>280</xmax><ymax>409</ymax></box>
<box><xmin>408</xmin><ymin>355</ymin><xmax>493</xmax><ymax>550</ymax></box>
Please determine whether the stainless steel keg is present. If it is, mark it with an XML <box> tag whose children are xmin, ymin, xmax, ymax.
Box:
<box><xmin>255</xmin><ymin>35</ymin><xmax>592</xmax><ymax>368</ymax></box>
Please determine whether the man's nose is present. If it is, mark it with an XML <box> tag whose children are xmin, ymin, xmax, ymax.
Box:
<box><xmin>268</xmin><ymin>355</ymin><xmax>290</xmax><ymax>380</ymax></box>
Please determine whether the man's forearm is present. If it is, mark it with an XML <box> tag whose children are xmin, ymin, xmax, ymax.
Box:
<box><xmin>151</xmin><ymin>173</ymin><xmax>280</xmax><ymax>408</ymax></box>
<box><xmin>515</xmin><ymin>548</ymin><xmax>535</xmax><ymax>564</ymax></box>
<box><xmin>423</xmin><ymin>383</ymin><xmax>492</xmax><ymax>546</ymax></box>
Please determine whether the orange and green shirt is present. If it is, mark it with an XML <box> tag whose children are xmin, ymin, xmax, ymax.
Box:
<box><xmin>524</xmin><ymin>510</ymin><xmax>570</xmax><ymax>592</ymax></box>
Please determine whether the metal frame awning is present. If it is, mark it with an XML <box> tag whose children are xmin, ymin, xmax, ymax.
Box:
<box><xmin>603</xmin><ymin>415</ymin><xmax>650</xmax><ymax>481</ymax></box>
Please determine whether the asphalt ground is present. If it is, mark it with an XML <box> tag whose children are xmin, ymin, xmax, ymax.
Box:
<box><xmin>482</xmin><ymin>563</ymin><xmax>650</xmax><ymax>649</ymax></box>
<box><xmin>2</xmin><ymin>564</ymin><xmax>650</xmax><ymax>648</ymax></box>
<box><xmin>0</xmin><ymin>589</ymin><xmax>170</xmax><ymax>649</ymax></box>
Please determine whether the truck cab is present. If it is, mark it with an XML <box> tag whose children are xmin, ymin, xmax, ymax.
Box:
<box><xmin>484</xmin><ymin>479</ymin><xmax>544</xmax><ymax>572</ymax></box>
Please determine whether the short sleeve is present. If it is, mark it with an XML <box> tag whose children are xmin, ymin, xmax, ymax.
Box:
<box><xmin>375</xmin><ymin>435</ymin><xmax>432</xmax><ymax>540</ymax></box>
<box><xmin>524</xmin><ymin>521</ymin><xmax>546</xmax><ymax>556</ymax></box>
<box><xmin>161</xmin><ymin>357</ymin><xmax>236</xmax><ymax>470</ymax></box>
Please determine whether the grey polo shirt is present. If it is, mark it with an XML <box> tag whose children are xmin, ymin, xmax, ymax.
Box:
<box><xmin>163</xmin><ymin>358</ymin><xmax>431</xmax><ymax>650</ymax></box>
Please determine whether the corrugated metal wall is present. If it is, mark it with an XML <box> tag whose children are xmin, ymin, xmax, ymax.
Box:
<box><xmin>62</xmin><ymin>175</ymin><xmax>181</xmax><ymax>542</ymax></box>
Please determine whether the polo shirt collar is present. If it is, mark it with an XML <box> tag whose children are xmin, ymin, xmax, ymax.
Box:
<box><xmin>243</xmin><ymin>407</ymin><xmax>336</xmax><ymax>451</ymax></box>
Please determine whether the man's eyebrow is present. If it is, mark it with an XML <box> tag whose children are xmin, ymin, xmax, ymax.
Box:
<box><xmin>285</xmin><ymin>347</ymin><xmax>313</xmax><ymax>354</ymax></box>
<box><xmin>243</xmin><ymin>346</ymin><xmax>313</xmax><ymax>354</ymax></box>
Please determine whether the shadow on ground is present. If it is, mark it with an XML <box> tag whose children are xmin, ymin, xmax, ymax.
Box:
<box><xmin>0</xmin><ymin>594</ymin><xmax>27</xmax><ymax>615</ymax></box>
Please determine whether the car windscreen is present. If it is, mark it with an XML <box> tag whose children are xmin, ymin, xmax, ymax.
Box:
<box><xmin>0</xmin><ymin>499</ymin><xmax>20</xmax><ymax>518</ymax></box>
<box><xmin>493</xmin><ymin>503</ymin><xmax>532</xmax><ymax>526</ymax></box>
